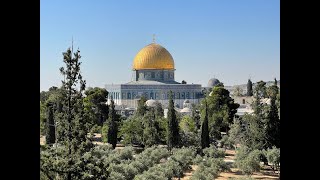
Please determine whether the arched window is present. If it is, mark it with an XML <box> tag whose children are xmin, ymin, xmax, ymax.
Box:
<box><xmin>127</xmin><ymin>92</ymin><xmax>131</xmax><ymax>99</ymax></box>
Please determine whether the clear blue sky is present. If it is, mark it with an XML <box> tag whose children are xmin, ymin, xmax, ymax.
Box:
<box><xmin>40</xmin><ymin>0</ymin><xmax>279</xmax><ymax>91</ymax></box>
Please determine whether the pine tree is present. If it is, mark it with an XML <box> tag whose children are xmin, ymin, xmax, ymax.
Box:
<box><xmin>167</xmin><ymin>91</ymin><xmax>179</xmax><ymax>151</ymax></box>
<box><xmin>41</xmin><ymin>46</ymin><xmax>93</xmax><ymax>180</ymax></box>
<box><xmin>108</xmin><ymin>98</ymin><xmax>118</xmax><ymax>149</ymax></box>
<box><xmin>59</xmin><ymin>47</ymin><xmax>92</xmax><ymax>179</ymax></box>
<box><xmin>247</xmin><ymin>79</ymin><xmax>253</xmax><ymax>96</ymax></box>
<box><xmin>45</xmin><ymin>102</ymin><xmax>55</xmax><ymax>145</ymax></box>
<box><xmin>201</xmin><ymin>100</ymin><xmax>210</xmax><ymax>149</ymax></box>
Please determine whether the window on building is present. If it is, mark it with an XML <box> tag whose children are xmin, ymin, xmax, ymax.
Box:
<box><xmin>150</xmin><ymin>92</ymin><xmax>154</xmax><ymax>99</ymax></box>
<box><xmin>162</xmin><ymin>93</ymin><xmax>165</xmax><ymax>99</ymax></box>
<box><xmin>186</xmin><ymin>92</ymin><xmax>189</xmax><ymax>99</ymax></box>
<box><xmin>181</xmin><ymin>92</ymin><xmax>185</xmax><ymax>99</ymax></box>
<box><xmin>127</xmin><ymin>92</ymin><xmax>131</xmax><ymax>99</ymax></box>
<box><xmin>160</xmin><ymin>72</ymin><xmax>163</xmax><ymax>79</ymax></box>
<box><xmin>155</xmin><ymin>92</ymin><xmax>158</xmax><ymax>99</ymax></box>
<box><xmin>177</xmin><ymin>92</ymin><xmax>180</xmax><ymax>99</ymax></box>
<box><xmin>242</xmin><ymin>99</ymin><xmax>245</xmax><ymax>104</ymax></box>
<box><xmin>151</xmin><ymin>72</ymin><xmax>155</xmax><ymax>78</ymax></box>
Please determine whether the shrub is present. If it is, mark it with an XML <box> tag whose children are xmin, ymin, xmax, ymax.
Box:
<box><xmin>90</xmin><ymin>124</ymin><xmax>102</xmax><ymax>133</ymax></box>
<box><xmin>235</xmin><ymin>147</ymin><xmax>261</xmax><ymax>175</ymax></box>
<box><xmin>266</xmin><ymin>146</ymin><xmax>280</xmax><ymax>172</ymax></box>
<box><xmin>108</xmin><ymin>146</ymin><xmax>171</xmax><ymax>179</ymax></box>
<box><xmin>190</xmin><ymin>164</ymin><xmax>216</xmax><ymax>180</ymax></box>
<box><xmin>203</xmin><ymin>145</ymin><xmax>225</xmax><ymax>158</ymax></box>
<box><xmin>136</xmin><ymin>147</ymin><xmax>196</xmax><ymax>179</ymax></box>
<box><xmin>180</xmin><ymin>131</ymin><xmax>200</xmax><ymax>147</ymax></box>
<box><xmin>220</xmin><ymin>135</ymin><xmax>234</xmax><ymax>149</ymax></box>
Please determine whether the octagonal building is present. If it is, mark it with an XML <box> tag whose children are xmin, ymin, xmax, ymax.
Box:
<box><xmin>105</xmin><ymin>41</ymin><xmax>202</xmax><ymax>108</ymax></box>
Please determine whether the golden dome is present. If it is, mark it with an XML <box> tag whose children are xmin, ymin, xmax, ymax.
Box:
<box><xmin>133</xmin><ymin>43</ymin><xmax>174</xmax><ymax>70</ymax></box>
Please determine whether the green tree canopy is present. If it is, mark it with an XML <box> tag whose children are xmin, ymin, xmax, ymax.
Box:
<box><xmin>201</xmin><ymin>86</ymin><xmax>239</xmax><ymax>139</ymax></box>
<box><xmin>83</xmin><ymin>87</ymin><xmax>109</xmax><ymax>128</ymax></box>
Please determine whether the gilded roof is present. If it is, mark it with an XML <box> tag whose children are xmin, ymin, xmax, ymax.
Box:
<box><xmin>133</xmin><ymin>43</ymin><xmax>174</xmax><ymax>70</ymax></box>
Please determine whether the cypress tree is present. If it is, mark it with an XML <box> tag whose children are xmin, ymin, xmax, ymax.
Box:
<box><xmin>247</xmin><ymin>79</ymin><xmax>253</xmax><ymax>96</ymax></box>
<box><xmin>201</xmin><ymin>100</ymin><xmax>210</xmax><ymax>149</ymax></box>
<box><xmin>108</xmin><ymin>98</ymin><xmax>118</xmax><ymax>149</ymax></box>
<box><xmin>167</xmin><ymin>91</ymin><xmax>179</xmax><ymax>151</ymax></box>
<box><xmin>265</xmin><ymin>80</ymin><xmax>280</xmax><ymax>148</ymax></box>
<box><xmin>136</xmin><ymin>96</ymin><xmax>147</xmax><ymax>116</ymax></box>
<box><xmin>45</xmin><ymin>102</ymin><xmax>55</xmax><ymax>145</ymax></box>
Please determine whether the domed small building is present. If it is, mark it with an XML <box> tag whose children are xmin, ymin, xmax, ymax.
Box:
<box><xmin>105</xmin><ymin>41</ymin><xmax>202</xmax><ymax>108</ymax></box>
<box><xmin>207</xmin><ymin>78</ymin><xmax>221</xmax><ymax>88</ymax></box>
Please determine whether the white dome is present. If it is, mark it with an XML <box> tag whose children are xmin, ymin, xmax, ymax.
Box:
<box><xmin>146</xmin><ymin>99</ymin><xmax>157</xmax><ymax>107</ymax></box>
<box><xmin>180</xmin><ymin>107</ymin><xmax>191</xmax><ymax>113</ymax></box>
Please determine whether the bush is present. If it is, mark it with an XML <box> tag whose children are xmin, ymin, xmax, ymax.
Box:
<box><xmin>220</xmin><ymin>135</ymin><xmax>234</xmax><ymax>149</ymax></box>
<box><xmin>135</xmin><ymin>147</ymin><xmax>196</xmax><ymax>179</ymax></box>
<box><xmin>191</xmin><ymin>155</ymin><xmax>230</xmax><ymax>179</ymax></box>
<box><xmin>90</xmin><ymin>124</ymin><xmax>102</xmax><ymax>133</ymax></box>
<box><xmin>107</xmin><ymin>146</ymin><xmax>171</xmax><ymax>179</ymax></box>
<box><xmin>266</xmin><ymin>146</ymin><xmax>280</xmax><ymax>172</ymax></box>
<box><xmin>235</xmin><ymin>147</ymin><xmax>261</xmax><ymax>175</ymax></box>
<box><xmin>190</xmin><ymin>164</ymin><xmax>216</xmax><ymax>180</ymax></box>
<box><xmin>180</xmin><ymin>131</ymin><xmax>200</xmax><ymax>147</ymax></box>
<box><xmin>203</xmin><ymin>145</ymin><xmax>225</xmax><ymax>158</ymax></box>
